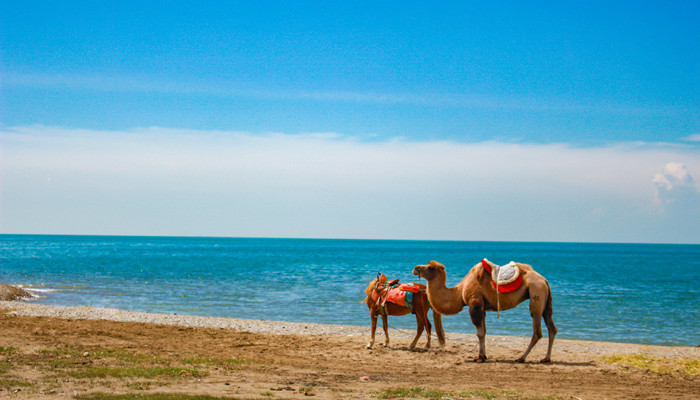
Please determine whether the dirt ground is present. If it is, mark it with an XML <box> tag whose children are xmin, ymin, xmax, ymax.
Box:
<box><xmin>0</xmin><ymin>312</ymin><xmax>698</xmax><ymax>400</ymax></box>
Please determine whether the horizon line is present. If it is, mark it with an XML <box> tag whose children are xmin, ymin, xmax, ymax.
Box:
<box><xmin>1</xmin><ymin>233</ymin><xmax>697</xmax><ymax>246</ymax></box>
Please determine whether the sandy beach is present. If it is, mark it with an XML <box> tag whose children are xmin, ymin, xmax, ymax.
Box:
<box><xmin>1</xmin><ymin>301</ymin><xmax>698</xmax><ymax>400</ymax></box>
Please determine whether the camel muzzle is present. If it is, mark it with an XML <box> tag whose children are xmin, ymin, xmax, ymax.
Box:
<box><xmin>412</xmin><ymin>266</ymin><xmax>423</xmax><ymax>279</ymax></box>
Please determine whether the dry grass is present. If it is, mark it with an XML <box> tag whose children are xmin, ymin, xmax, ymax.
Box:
<box><xmin>0</xmin><ymin>343</ymin><xmax>254</xmax><ymax>396</ymax></box>
<box><xmin>602</xmin><ymin>354</ymin><xmax>700</xmax><ymax>376</ymax></box>
<box><xmin>371</xmin><ymin>386</ymin><xmax>565</xmax><ymax>400</ymax></box>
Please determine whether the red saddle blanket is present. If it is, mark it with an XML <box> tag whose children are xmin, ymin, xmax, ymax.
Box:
<box><xmin>385</xmin><ymin>287</ymin><xmax>408</xmax><ymax>307</ymax></box>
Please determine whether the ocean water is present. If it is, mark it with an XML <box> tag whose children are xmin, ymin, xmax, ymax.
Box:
<box><xmin>1</xmin><ymin>235</ymin><xmax>698</xmax><ymax>347</ymax></box>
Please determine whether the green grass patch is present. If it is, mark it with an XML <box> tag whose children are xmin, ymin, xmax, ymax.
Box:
<box><xmin>182</xmin><ymin>356</ymin><xmax>249</xmax><ymax>370</ymax></box>
<box><xmin>0</xmin><ymin>346</ymin><xmax>19</xmax><ymax>355</ymax></box>
<box><xmin>39</xmin><ymin>346</ymin><xmax>168</xmax><ymax>364</ymax></box>
<box><xmin>124</xmin><ymin>381</ymin><xmax>154</xmax><ymax>390</ymax></box>
<box><xmin>0</xmin><ymin>378</ymin><xmax>32</xmax><ymax>389</ymax></box>
<box><xmin>30</xmin><ymin>345</ymin><xmax>254</xmax><ymax>384</ymax></box>
<box><xmin>77</xmin><ymin>394</ymin><xmax>237</xmax><ymax>400</ymax></box>
<box><xmin>0</xmin><ymin>361</ymin><xmax>10</xmax><ymax>374</ymax></box>
<box><xmin>76</xmin><ymin>394</ymin><xmax>297</xmax><ymax>400</ymax></box>
<box><xmin>602</xmin><ymin>354</ymin><xmax>700</xmax><ymax>376</ymax></box>
<box><xmin>218</xmin><ymin>357</ymin><xmax>249</xmax><ymax>369</ymax></box>
<box><xmin>372</xmin><ymin>387</ymin><xmax>509</xmax><ymax>399</ymax></box>
<box><xmin>67</xmin><ymin>366</ymin><xmax>206</xmax><ymax>379</ymax></box>
<box><xmin>37</xmin><ymin>347</ymin><xmax>82</xmax><ymax>357</ymax></box>
<box><xmin>88</xmin><ymin>348</ymin><xmax>155</xmax><ymax>362</ymax></box>
<box><xmin>372</xmin><ymin>386</ymin><xmax>565</xmax><ymax>400</ymax></box>
<box><xmin>373</xmin><ymin>387</ymin><xmax>448</xmax><ymax>399</ymax></box>
<box><xmin>181</xmin><ymin>357</ymin><xmax>216</xmax><ymax>365</ymax></box>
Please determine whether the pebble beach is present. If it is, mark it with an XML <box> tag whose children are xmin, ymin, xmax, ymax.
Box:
<box><xmin>3</xmin><ymin>300</ymin><xmax>697</xmax><ymax>360</ymax></box>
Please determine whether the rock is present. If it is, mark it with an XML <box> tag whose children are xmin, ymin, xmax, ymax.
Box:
<box><xmin>0</xmin><ymin>283</ymin><xmax>32</xmax><ymax>301</ymax></box>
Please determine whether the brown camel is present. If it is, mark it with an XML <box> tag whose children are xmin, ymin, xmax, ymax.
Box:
<box><xmin>413</xmin><ymin>260</ymin><xmax>556</xmax><ymax>363</ymax></box>
<box><xmin>362</xmin><ymin>275</ymin><xmax>445</xmax><ymax>350</ymax></box>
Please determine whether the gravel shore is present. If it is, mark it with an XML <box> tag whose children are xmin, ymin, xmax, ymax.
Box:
<box><xmin>2</xmin><ymin>300</ymin><xmax>697</xmax><ymax>360</ymax></box>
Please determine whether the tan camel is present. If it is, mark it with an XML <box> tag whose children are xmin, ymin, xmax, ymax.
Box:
<box><xmin>362</xmin><ymin>275</ymin><xmax>445</xmax><ymax>350</ymax></box>
<box><xmin>413</xmin><ymin>260</ymin><xmax>556</xmax><ymax>363</ymax></box>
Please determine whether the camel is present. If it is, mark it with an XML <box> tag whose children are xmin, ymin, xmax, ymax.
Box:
<box><xmin>413</xmin><ymin>260</ymin><xmax>556</xmax><ymax>363</ymax></box>
<box><xmin>362</xmin><ymin>274</ymin><xmax>445</xmax><ymax>350</ymax></box>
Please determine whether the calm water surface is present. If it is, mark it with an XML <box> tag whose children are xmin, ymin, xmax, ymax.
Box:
<box><xmin>1</xmin><ymin>235</ymin><xmax>698</xmax><ymax>346</ymax></box>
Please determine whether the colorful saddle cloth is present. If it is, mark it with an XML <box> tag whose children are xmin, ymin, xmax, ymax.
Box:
<box><xmin>371</xmin><ymin>281</ymin><xmax>425</xmax><ymax>310</ymax></box>
<box><xmin>481</xmin><ymin>259</ymin><xmax>523</xmax><ymax>293</ymax></box>
<box><xmin>385</xmin><ymin>287</ymin><xmax>410</xmax><ymax>308</ymax></box>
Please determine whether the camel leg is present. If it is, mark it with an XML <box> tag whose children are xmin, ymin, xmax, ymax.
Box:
<box><xmin>381</xmin><ymin>313</ymin><xmax>390</xmax><ymax>347</ymax></box>
<box><xmin>423</xmin><ymin>311</ymin><xmax>432</xmax><ymax>349</ymax></box>
<box><xmin>517</xmin><ymin>296</ymin><xmax>545</xmax><ymax>363</ymax></box>
<box><xmin>414</xmin><ymin>298</ymin><xmax>432</xmax><ymax>349</ymax></box>
<box><xmin>408</xmin><ymin>315</ymin><xmax>424</xmax><ymax>350</ymax></box>
<box><xmin>469</xmin><ymin>301</ymin><xmax>487</xmax><ymax>362</ymax></box>
<box><xmin>541</xmin><ymin>288</ymin><xmax>557</xmax><ymax>363</ymax></box>
<box><xmin>432</xmin><ymin>310</ymin><xmax>446</xmax><ymax>349</ymax></box>
<box><xmin>517</xmin><ymin>314</ymin><xmax>542</xmax><ymax>363</ymax></box>
<box><xmin>367</xmin><ymin>311</ymin><xmax>378</xmax><ymax>349</ymax></box>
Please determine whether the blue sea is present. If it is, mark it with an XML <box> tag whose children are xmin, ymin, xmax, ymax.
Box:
<box><xmin>1</xmin><ymin>235</ymin><xmax>698</xmax><ymax>347</ymax></box>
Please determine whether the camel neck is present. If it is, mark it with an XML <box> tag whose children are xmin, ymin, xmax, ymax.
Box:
<box><xmin>426</xmin><ymin>274</ymin><xmax>464</xmax><ymax>315</ymax></box>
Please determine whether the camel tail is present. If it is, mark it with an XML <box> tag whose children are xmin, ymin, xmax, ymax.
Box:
<box><xmin>432</xmin><ymin>309</ymin><xmax>446</xmax><ymax>348</ymax></box>
<box><xmin>362</xmin><ymin>278</ymin><xmax>378</xmax><ymax>303</ymax></box>
<box><xmin>543</xmin><ymin>282</ymin><xmax>553</xmax><ymax>319</ymax></box>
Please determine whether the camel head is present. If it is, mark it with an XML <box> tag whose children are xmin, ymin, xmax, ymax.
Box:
<box><xmin>412</xmin><ymin>260</ymin><xmax>446</xmax><ymax>281</ymax></box>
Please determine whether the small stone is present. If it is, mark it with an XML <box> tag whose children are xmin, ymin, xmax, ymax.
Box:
<box><xmin>360</xmin><ymin>376</ymin><xmax>370</xmax><ymax>381</ymax></box>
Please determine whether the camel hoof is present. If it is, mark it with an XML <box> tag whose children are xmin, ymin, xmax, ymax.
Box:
<box><xmin>539</xmin><ymin>357</ymin><xmax>551</xmax><ymax>363</ymax></box>
<box><xmin>515</xmin><ymin>357</ymin><xmax>526</xmax><ymax>363</ymax></box>
<box><xmin>366</xmin><ymin>345</ymin><xmax>372</xmax><ymax>349</ymax></box>
<box><xmin>473</xmin><ymin>356</ymin><xmax>487</xmax><ymax>363</ymax></box>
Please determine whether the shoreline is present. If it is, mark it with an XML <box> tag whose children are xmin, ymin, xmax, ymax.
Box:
<box><xmin>2</xmin><ymin>300</ymin><xmax>697</xmax><ymax>359</ymax></box>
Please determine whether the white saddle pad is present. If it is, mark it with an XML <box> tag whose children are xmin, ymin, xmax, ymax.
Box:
<box><xmin>482</xmin><ymin>259</ymin><xmax>520</xmax><ymax>285</ymax></box>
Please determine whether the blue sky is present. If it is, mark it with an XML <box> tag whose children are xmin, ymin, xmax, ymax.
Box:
<box><xmin>1</xmin><ymin>1</ymin><xmax>699</xmax><ymax>243</ymax></box>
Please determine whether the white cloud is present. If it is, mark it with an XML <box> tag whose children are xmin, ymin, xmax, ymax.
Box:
<box><xmin>1</xmin><ymin>126</ymin><xmax>699</xmax><ymax>243</ymax></box>
<box><xmin>653</xmin><ymin>162</ymin><xmax>699</xmax><ymax>210</ymax></box>
<box><xmin>652</xmin><ymin>162</ymin><xmax>693</xmax><ymax>191</ymax></box>
<box><xmin>682</xmin><ymin>134</ymin><xmax>700</xmax><ymax>142</ymax></box>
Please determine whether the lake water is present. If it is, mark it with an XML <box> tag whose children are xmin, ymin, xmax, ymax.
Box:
<box><xmin>1</xmin><ymin>235</ymin><xmax>698</xmax><ymax>346</ymax></box>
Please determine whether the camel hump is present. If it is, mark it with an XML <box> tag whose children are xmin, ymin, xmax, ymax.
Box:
<box><xmin>481</xmin><ymin>259</ymin><xmax>523</xmax><ymax>293</ymax></box>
